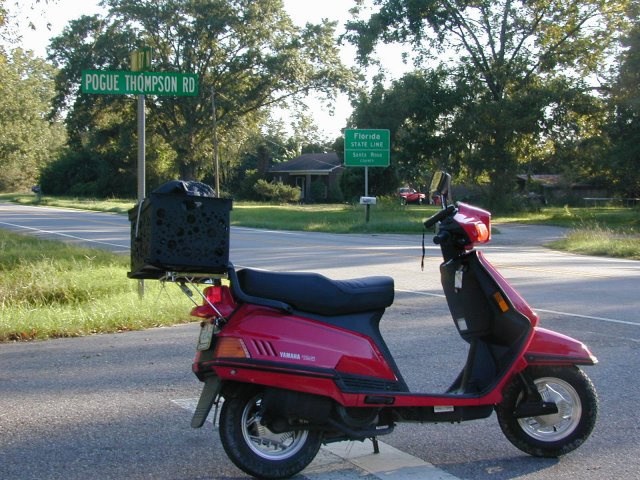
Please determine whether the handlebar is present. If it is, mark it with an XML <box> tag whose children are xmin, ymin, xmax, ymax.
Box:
<box><xmin>432</xmin><ymin>230</ymin><xmax>451</xmax><ymax>245</ymax></box>
<box><xmin>423</xmin><ymin>204</ymin><xmax>456</xmax><ymax>229</ymax></box>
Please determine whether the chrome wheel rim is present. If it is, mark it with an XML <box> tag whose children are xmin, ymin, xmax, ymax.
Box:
<box><xmin>240</xmin><ymin>394</ymin><xmax>309</xmax><ymax>460</ymax></box>
<box><xmin>518</xmin><ymin>377</ymin><xmax>582</xmax><ymax>442</ymax></box>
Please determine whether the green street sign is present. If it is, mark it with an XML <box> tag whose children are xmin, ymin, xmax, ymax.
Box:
<box><xmin>130</xmin><ymin>47</ymin><xmax>153</xmax><ymax>72</ymax></box>
<box><xmin>81</xmin><ymin>70</ymin><xmax>199</xmax><ymax>96</ymax></box>
<box><xmin>344</xmin><ymin>129</ymin><xmax>390</xmax><ymax>167</ymax></box>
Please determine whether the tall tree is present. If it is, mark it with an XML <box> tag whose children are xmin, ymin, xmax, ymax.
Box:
<box><xmin>0</xmin><ymin>48</ymin><xmax>65</xmax><ymax>191</ymax></box>
<box><xmin>49</xmin><ymin>0</ymin><xmax>357</xmax><ymax>186</ymax></box>
<box><xmin>346</xmin><ymin>0</ymin><xmax>629</xmax><ymax>208</ymax></box>
<box><xmin>606</xmin><ymin>13</ymin><xmax>640</xmax><ymax>197</ymax></box>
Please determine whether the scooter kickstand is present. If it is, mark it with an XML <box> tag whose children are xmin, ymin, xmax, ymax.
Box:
<box><xmin>370</xmin><ymin>436</ymin><xmax>380</xmax><ymax>454</ymax></box>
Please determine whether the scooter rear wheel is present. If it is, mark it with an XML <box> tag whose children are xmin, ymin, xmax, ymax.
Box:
<box><xmin>218</xmin><ymin>388</ymin><xmax>322</xmax><ymax>479</ymax></box>
<box><xmin>496</xmin><ymin>365</ymin><xmax>598</xmax><ymax>458</ymax></box>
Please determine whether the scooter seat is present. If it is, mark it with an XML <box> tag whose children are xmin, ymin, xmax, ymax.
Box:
<box><xmin>236</xmin><ymin>268</ymin><xmax>394</xmax><ymax>316</ymax></box>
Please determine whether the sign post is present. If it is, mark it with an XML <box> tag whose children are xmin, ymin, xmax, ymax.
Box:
<box><xmin>344</xmin><ymin>129</ymin><xmax>390</xmax><ymax>222</ymax></box>
<box><xmin>81</xmin><ymin>60</ymin><xmax>199</xmax><ymax>297</ymax></box>
<box><xmin>132</xmin><ymin>49</ymin><xmax>150</xmax><ymax>299</ymax></box>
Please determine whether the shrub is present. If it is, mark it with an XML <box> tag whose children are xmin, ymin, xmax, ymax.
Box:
<box><xmin>253</xmin><ymin>179</ymin><xmax>301</xmax><ymax>203</ymax></box>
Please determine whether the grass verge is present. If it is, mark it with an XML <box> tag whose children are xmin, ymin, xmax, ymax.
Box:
<box><xmin>549</xmin><ymin>226</ymin><xmax>640</xmax><ymax>260</ymax></box>
<box><xmin>0</xmin><ymin>229</ymin><xmax>194</xmax><ymax>342</ymax></box>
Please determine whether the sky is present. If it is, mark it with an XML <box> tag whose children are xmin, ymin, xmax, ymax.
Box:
<box><xmin>7</xmin><ymin>0</ymin><xmax>412</xmax><ymax>139</ymax></box>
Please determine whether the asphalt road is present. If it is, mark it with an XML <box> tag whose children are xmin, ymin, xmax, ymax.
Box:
<box><xmin>1</xmin><ymin>202</ymin><xmax>640</xmax><ymax>479</ymax></box>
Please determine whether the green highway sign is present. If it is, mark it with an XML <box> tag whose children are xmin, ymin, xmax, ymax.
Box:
<box><xmin>344</xmin><ymin>129</ymin><xmax>390</xmax><ymax>167</ymax></box>
<box><xmin>81</xmin><ymin>70</ymin><xmax>199</xmax><ymax>96</ymax></box>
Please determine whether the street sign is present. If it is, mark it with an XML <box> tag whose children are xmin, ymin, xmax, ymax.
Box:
<box><xmin>81</xmin><ymin>70</ymin><xmax>199</xmax><ymax>96</ymax></box>
<box><xmin>130</xmin><ymin>47</ymin><xmax>153</xmax><ymax>72</ymax></box>
<box><xmin>344</xmin><ymin>129</ymin><xmax>390</xmax><ymax>167</ymax></box>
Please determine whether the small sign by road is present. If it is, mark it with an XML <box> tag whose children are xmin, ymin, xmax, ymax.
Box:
<box><xmin>81</xmin><ymin>70</ymin><xmax>199</xmax><ymax>96</ymax></box>
<box><xmin>344</xmin><ymin>129</ymin><xmax>390</xmax><ymax>167</ymax></box>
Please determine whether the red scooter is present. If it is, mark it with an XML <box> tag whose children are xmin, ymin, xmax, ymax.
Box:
<box><xmin>188</xmin><ymin>172</ymin><xmax>598</xmax><ymax>479</ymax></box>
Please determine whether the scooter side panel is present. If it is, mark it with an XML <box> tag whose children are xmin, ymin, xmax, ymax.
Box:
<box><xmin>218</xmin><ymin>305</ymin><xmax>399</xmax><ymax>380</ymax></box>
<box><xmin>525</xmin><ymin>327</ymin><xmax>598</xmax><ymax>365</ymax></box>
<box><xmin>213</xmin><ymin>365</ymin><xmax>359</xmax><ymax>405</ymax></box>
<box><xmin>475</xmin><ymin>251</ymin><xmax>539</xmax><ymax>326</ymax></box>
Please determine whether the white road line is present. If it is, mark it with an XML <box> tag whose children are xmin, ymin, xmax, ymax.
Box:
<box><xmin>396</xmin><ymin>288</ymin><xmax>640</xmax><ymax>327</ymax></box>
<box><xmin>171</xmin><ymin>398</ymin><xmax>459</xmax><ymax>480</ymax></box>
<box><xmin>323</xmin><ymin>441</ymin><xmax>459</xmax><ymax>480</ymax></box>
<box><xmin>0</xmin><ymin>221</ymin><xmax>130</xmax><ymax>249</ymax></box>
<box><xmin>535</xmin><ymin>308</ymin><xmax>640</xmax><ymax>327</ymax></box>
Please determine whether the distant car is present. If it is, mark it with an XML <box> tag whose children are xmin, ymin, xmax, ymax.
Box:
<box><xmin>398</xmin><ymin>187</ymin><xmax>426</xmax><ymax>205</ymax></box>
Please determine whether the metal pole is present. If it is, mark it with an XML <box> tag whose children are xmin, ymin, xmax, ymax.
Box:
<box><xmin>137</xmin><ymin>94</ymin><xmax>146</xmax><ymax>298</ymax></box>
<box><xmin>365</xmin><ymin>166</ymin><xmax>370</xmax><ymax>223</ymax></box>
<box><xmin>212</xmin><ymin>87</ymin><xmax>220</xmax><ymax>197</ymax></box>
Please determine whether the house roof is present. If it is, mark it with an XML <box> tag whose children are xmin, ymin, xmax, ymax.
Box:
<box><xmin>516</xmin><ymin>174</ymin><xmax>594</xmax><ymax>189</ymax></box>
<box><xmin>269</xmin><ymin>153</ymin><xmax>342</xmax><ymax>174</ymax></box>
<box><xmin>516</xmin><ymin>174</ymin><xmax>562</xmax><ymax>186</ymax></box>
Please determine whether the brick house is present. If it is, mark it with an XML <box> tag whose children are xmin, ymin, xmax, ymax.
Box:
<box><xmin>269</xmin><ymin>153</ymin><xmax>343</xmax><ymax>203</ymax></box>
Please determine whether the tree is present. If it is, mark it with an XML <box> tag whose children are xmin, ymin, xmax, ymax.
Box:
<box><xmin>605</xmin><ymin>14</ymin><xmax>640</xmax><ymax>197</ymax></box>
<box><xmin>49</xmin><ymin>0</ymin><xmax>357</xmax><ymax>191</ymax></box>
<box><xmin>345</xmin><ymin>0</ymin><xmax>629</xmax><ymax>209</ymax></box>
<box><xmin>348</xmin><ymin>69</ymin><xmax>457</xmax><ymax>188</ymax></box>
<box><xmin>0</xmin><ymin>48</ymin><xmax>65</xmax><ymax>191</ymax></box>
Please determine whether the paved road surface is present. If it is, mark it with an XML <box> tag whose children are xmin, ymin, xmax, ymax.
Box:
<box><xmin>1</xmin><ymin>202</ymin><xmax>639</xmax><ymax>479</ymax></box>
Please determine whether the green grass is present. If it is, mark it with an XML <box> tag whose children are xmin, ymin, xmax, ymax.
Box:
<box><xmin>231</xmin><ymin>200</ymin><xmax>438</xmax><ymax>233</ymax></box>
<box><xmin>549</xmin><ymin>226</ymin><xmax>640</xmax><ymax>260</ymax></box>
<box><xmin>499</xmin><ymin>205</ymin><xmax>640</xmax><ymax>260</ymax></box>
<box><xmin>0</xmin><ymin>229</ymin><xmax>194</xmax><ymax>342</ymax></box>
<box><xmin>497</xmin><ymin>205</ymin><xmax>640</xmax><ymax>232</ymax></box>
<box><xmin>0</xmin><ymin>193</ymin><xmax>135</xmax><ymax>214</ymax></box>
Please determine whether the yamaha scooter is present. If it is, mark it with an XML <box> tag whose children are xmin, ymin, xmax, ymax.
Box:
<box><xmin>187</xmin><ymin>172</ymin><xmax>598</xmax><ymax>479</ymax></box>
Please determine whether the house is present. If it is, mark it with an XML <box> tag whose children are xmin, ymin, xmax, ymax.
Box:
<box><xmin>516</xmin><ymin>174</ymin><xmax>606</xmax><ymax>205</ymax></box>
<box><xmin>269</xmin><ymin>153</ymin><xmax>343</xmax><ymax>203</ymax></box>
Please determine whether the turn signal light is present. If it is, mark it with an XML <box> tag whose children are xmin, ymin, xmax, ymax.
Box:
<box><xmin>475</xmin><ymin>223</ymin><xmax>490</xmax><ymax>243</ymax></box>
<box><xmin>214</xmin><ymin>337</ymin><xmax>250</xmax><ymax>358</ymax></box>
<box><xmin>493</xmin><ymin>291</ymin><xmax>510</xmax><ymax>313</ymax></box>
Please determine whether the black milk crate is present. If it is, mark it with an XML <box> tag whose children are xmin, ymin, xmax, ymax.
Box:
<box><xmin>128</xmin><ymin>194</ymin><xmax>232</xmax><ymax>279</ymax></box>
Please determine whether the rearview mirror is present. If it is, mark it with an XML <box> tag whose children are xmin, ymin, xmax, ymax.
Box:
<box><xmin>429</xmin><ymin>171</ymin><xmax>451</xmax><ymax>197</ymax></box>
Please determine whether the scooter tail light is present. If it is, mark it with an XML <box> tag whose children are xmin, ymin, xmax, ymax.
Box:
<box><xmin>191</xmin><ymin>285</ymin><xmax>235</xmax><ymax>319</ymax></box>
<box><xmin>204</xmin><ymin>285</ymin><xmax>223</xmax><ymax>304</ymax></box>
<box><xmin>213</xmin><ymin>337</ymin><xmax>250</xmax><ymax>359</ymax></box>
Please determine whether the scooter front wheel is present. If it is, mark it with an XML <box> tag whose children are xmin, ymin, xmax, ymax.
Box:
<box><xmin>218</xmin><ymin>388</ymin><xmax>322</xmax><ymax>479</ymax></box>
<box><xmin>496</xmin><ymin>366</ymin><xmax>598</xmax><ymax>458</ymax></box>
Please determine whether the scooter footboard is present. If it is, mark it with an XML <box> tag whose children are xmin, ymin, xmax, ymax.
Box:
<box><xmin>525</xmin><ymin>327</ymin><xmax>598</xmax><ymax>365</ymax></box>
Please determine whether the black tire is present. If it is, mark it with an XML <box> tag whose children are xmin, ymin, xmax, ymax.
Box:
<box><xmin>218</xmin><ymin>389</ymin><xmax>322</xmax><ymax>479</ymax></box>
<box><xmin>496</xmin><ymin>366</ymin><xmax>598</xmax><ymax>458</ymax></box>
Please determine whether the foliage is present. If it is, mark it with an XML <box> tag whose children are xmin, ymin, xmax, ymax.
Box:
<box><xmin>253</xmin><ymin>179</ymin><xmax>301</xmax><ymax>203</ymax></box>
<box><xmin>0</xmin><ymin>48</ymin><xmax>65</xmax><ymax>192</ymax></box>
<box><xmin>0</xmin><ymin>229</ymin><xmax>190</xmax><ymax>342</ymax></box>
<box><xmin>345</xmin><ymin>0</ymin><xmax>630</xmax><ymax>211</ymax></box>
<box><xmin>339</xmin><ymin>165</ymin><xmax>399</xmax><ymax>202</ymax></box>
<box><xmin>604</xmin><ymin>15</ymin><xmax>640</xmax><ymax>198</ymax></box>
<box><xmin>47</xmin><ymin>0</ymin><xmax>357</xmax><ymax>193</ymax></box>
<box><xmin>549</xmin><ymin>226</ymin><xmax>640</xmax><ymax>260</ymax></box>
<box><xmin>348</xmin><ymin>69</ymin><xmax>457</xmax><ymax>187</ymax></box>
